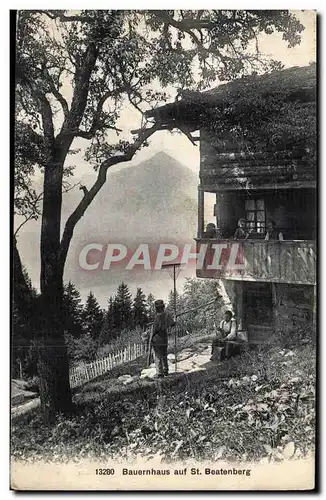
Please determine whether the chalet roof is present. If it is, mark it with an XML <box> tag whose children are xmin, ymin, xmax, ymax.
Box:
<box><xmin>146</xmin><ymin>63</ymin><xmax>316</xmax><ymax>128</ymax></box>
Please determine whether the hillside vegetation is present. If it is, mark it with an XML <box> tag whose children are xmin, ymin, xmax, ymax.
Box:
<box><xmin>12</xmin><ymin>331</ymin><xmax>315</xmax><ymax>465</ymax></box>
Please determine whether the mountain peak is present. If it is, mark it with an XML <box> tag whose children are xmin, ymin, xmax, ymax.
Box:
<box><xmin>150</xmin><ymin>151</ymin><xmax>174</xmax><ymax>161</ymax></box>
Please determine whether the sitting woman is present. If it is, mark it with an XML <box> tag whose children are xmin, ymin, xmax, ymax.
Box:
<box><xmin>211</xmin><ymin>310</ymin><xmax>239</xmax><ymax>361</ymax></box>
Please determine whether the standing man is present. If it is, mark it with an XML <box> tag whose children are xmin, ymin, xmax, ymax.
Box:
<box><xmin>151</xmin><ymin>299</ymin><xmax>175</xmax><ymax>378</ymax></box>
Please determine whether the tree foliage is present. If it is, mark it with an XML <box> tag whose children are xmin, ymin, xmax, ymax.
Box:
<box><xmin>180</xmin><ymin>278</ymin><xmax>224</xmax><ymax>332</ymax></box>
<box><xmin>82</xmin><ymin>291</ymin><xmax>105</xmax><ymax>339</ymax></box>
<box><xmin>100</xmin><ymin>296</ymin><xmax>116</xmax><ymax>344</ymax></box>
<box><xmin>146</xmin><ymin>293</ymin><xmax>156</xmax><ymax>323</ymax></box>
<box><xmin>132</xmin><ymin>287</ymin><xmax>148</xmax><ymax>328</ymax></box>
<box><xmin>12</xmin><ymin>263</ymin><xmax>38</xmax><ymax>378</ymax></box>
<box><xmin>62</xmin><ymin>281</ymin><xmax>84</xmax><ymax>338</ymax></box>
<box><xmin>114</xmin><ymin>282</ymin><xmax>133</xmax><ymax>330</ymax></box>
<box><xmin>14</xmin><ymin>9</ymin><xmax>305</xmax><ymax>421</ymax></box>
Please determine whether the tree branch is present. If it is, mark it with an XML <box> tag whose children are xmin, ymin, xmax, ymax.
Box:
<box><xmin>33</xmin><ymin>91</ymin><xmax>55</xmax><ymax>146</ymax></box>
<box><xmin>14</xmin><ymin>191</ymin><xmax>43</xmax><ymax>236</ymax></box>
<box><xmin>40</xmin><ymin>10</ymin><xmax>94</xmax><ymax>23</ymax></box>
<box><xmin>58</xmin><ymin>122</ymin><xmax>162</xmax><ymax>272</ymax></box>
<box><xmin>71</xmin><ymin>125</ymin><xmax>122</xmax><ymax>140</ymax></box>
<box><xmin>61</xmin><ymin>43</ymin><xmax>98</xmax><ymax>134</ymax></box>
<box><xmin>63</xmin><ymin>84</ymin><xmax>133</xmax><ymax>139</ymax></box>
<box><xmin>150</xmin><ymin>10</ymin><xmax>216</xmax><ymax>30</ymax></box>
<box><xmin>43</xmin><ymin>68</ymin><xmax>70</xmax><ymax>119</ymax></box>
<box><xmin>152</xmin><ymin>10</ymin><xmax>227</xmax><ymax>64</ymax></box>
<box><xmin>62</xmin><ymin>181</ymin><xmax>82</xmax><ymax>193</ymax></box>
<box><xmin>178</xmin><ymin>125</ymin><xmax>198</xmax><ymax>146</ymax></box>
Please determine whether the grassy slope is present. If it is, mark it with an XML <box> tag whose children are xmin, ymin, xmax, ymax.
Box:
<box><xmin>11</xmin><ymin>335</ymin><xmax>315</xmax><ymax>464</ymax></box>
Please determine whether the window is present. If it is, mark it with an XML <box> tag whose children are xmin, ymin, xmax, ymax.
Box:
<box><xmin>245</xmin><ymin>198</ymin><xmax>266</xmax><ymax>234</ymax></box>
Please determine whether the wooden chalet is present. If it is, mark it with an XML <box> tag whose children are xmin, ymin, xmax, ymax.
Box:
<box><xmin>146</xmin><ymin>64</ymin><xmax>317</xmax><ymax>342</ymax></box>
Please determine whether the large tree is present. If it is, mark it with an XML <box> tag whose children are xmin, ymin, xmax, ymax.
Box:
<box><xmin>14</xmin><ymin>9</ymin><xmax>304</xmax><ymax>422</ymax></box>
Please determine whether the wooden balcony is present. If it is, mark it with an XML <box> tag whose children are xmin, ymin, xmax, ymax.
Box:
<box><xmin>195</xmin><ymin>239</ymin><xmax>316</xmax><ymax>285</ymax></box>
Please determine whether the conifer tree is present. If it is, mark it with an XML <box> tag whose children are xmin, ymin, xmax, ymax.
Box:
<box><xmin>82</xmin><ymin>291</ymin><xmax>105</xmax><ymax>340</ymax></box>
<box><xmin>146</xmin><ymin>293</ymin><xmax>156</xmax><ymax>323</ymax></box>
<box><xmin>62</xmin><ymin>281</ymin><xmax>84</xmax><ymax>338</ymax></box>
<box><xmin>166</xmin><ymin>289</ymin><xmax>183</xmax><ymax>316</ymax></box>
<box><xmin>114</xmin><ymin>283</ymin><xmax>132</xmax><ymax>330</ymax></box>
<box><xmin>99</xmin><ymin>296</ymin><xmax>116</xmax><ymax>344</ymax></box>
<box><xmin>12</xmin><ymin>264</ymin><xmax>38</xmax><ymax>378</ymax></box>
<box><xmin>133</xmin><ymin>288</ymin><xmax>148</xmax><ymax>328</ymax></box>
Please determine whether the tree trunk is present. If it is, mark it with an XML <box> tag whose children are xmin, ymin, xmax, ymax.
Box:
<box><xmin>13</xmin><ymin>236</ymin><xmax>29</xmax><ymax>302</ymax></box>
<box><xmin>37</xmin><ymin>292</ymin><xmax>72</xmax><ymax>424</ymax></box>
<box><xmin>38</xmin><ymin>144</ymin><xmax>73</xmax><ymax>424</ymax></box>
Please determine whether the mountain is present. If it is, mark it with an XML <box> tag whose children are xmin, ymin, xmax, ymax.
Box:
<box><xmin>65</xmin><ymin>152</ymin><xmax>198</xmax><ymax>294</ymax></box>
<box><xmin>64</xmin><ymin>151</ymin><xmax>198</xmax><ymax>248</ymax></box>
<box><xmin>17</xmin><ymin>152</ymin><xmax>199</xmax><ymax>304</ymax></box>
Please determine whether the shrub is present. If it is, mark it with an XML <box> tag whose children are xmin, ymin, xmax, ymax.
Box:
<box><xmin>24</xmin><ymin>376</ymin><xmax>40</xmax><ymax>394</ymax></box>
<box><xmin>65</xmin><ymin>333</ymin><xmax>99</xmax><ymax>364</ymax></box>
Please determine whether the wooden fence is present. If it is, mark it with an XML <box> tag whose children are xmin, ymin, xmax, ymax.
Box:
<box><xmin>69</xmin><ymin>342</ymin><xmax>146</xmax><ymax>389</ymax></box>
<box><xmin>69</xmin><ymin>309</ymin><xmax>209</xmax><ymax>390</ymax></box>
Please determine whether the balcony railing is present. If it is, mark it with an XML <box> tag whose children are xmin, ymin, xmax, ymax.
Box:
<box><xmin>195</xmin><ymin>239</ymin><xmax>316</xmax><ymax>285</ymax></box>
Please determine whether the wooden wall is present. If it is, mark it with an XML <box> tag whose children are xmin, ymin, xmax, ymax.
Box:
<box><xmin>200</xmin><ymin>131</ymin><xmax>316</xmax><ymax>191</ymax></box>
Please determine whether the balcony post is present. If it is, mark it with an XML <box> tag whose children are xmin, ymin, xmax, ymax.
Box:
<box><xmin>235</xmin><ymin>282</ymin><xmax>243</xmax><ymax>331</ymax></box>
<box><xmin>312</xmin><ymin>285</ymin><xmax>316</xmax><ymax>326</ymax></box>
<box><xmin>197</xmin><ymin>186</ymin><xmax>204</xmax><ymax>238</ymax></box>
<box><xmin>271</xmin><ymin>283</ymin><xmax>280</xmax><ymax>333</ymax></box>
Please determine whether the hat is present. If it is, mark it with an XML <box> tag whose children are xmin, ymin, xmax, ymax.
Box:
<box><xmin>155</xmin><ymin>299</ymin><xmax>164</xmax><ymax>307</ymax></box>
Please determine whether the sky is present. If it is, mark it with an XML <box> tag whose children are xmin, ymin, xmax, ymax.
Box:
<box><xmin>15</xmin><ymin>10</ymin><xmax>317</xmax><ymax>306</ymax></box>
